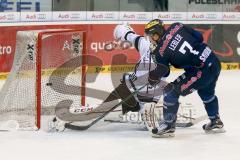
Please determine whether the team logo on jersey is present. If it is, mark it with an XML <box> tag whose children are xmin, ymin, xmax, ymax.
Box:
<box><xmin>159</xmin><ymin>23</ymin><xmax>183</xmax><ymax>56</ymax></box>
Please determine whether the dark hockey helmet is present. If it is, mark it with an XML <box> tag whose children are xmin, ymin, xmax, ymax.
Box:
<box><xmin>144</xmin><ymin>19</ymin><xmax>165</xmax><ymax>37</ymax></box>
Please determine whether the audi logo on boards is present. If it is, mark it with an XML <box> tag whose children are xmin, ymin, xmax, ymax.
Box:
<box><xmin>37</xmin><ymin>14</ymin><xmax>46</xmax><ymax>20</ymax></box>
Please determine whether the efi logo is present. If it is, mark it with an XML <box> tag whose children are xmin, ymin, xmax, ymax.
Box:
<box><xmin>0</xmin><ymin>0</ymin><xmax>40</xmax><ymax>12</ymax></box>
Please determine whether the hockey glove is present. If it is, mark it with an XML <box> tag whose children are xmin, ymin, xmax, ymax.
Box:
<box><xmin>113</xmin><ymin>24</ymin><xmax>135</xmax><ymax>41</ymax></box>
<box><xmin>148</xmin><ymin>70</ymin><xmax>160</xmax><ymax>86</ymax></box>
<box><xmin>148</xmin><ymin>64</ymin><xmax>169</xmax><ymax>86</ymax></box>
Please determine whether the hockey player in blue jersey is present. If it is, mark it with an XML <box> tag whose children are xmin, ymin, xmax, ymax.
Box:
<box><xmin>113</xmin><ymin>21</ymin><xmax>225</xmax><ymax>137</ymax></box>
<box><xmin>142</xmin><ymin>19</ymin><xmax>225</xmax><ymax>137</ymax></box>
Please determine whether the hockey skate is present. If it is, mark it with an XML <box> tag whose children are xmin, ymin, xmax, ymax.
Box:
<box><xmin>151</xmin><ymin>121</ymin><xmax>176</xmax><ymax>138</ymax></box>
<box><xmin>203</xmin><ymin>117</ymin><xmax>226</xmax><ymax>134</ymax></box>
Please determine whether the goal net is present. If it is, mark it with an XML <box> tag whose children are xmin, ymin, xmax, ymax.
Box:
<box><xmin>0</xmin><ymin>29</ymin><xmax>87</xmax><ymax>130</ymax></box>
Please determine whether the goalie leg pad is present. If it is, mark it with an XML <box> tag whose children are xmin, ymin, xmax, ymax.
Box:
<box><xmin>141</xmin><ymin>102</ymin><xmax>162</xmax><ymax>132</ymax></box>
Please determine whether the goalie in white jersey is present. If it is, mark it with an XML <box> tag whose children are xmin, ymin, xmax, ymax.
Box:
<box><xmin>102</xmin><ymin>24</ymin><xmax>169</xmax><ymax>130</ymax></box>
<box><xmin>113</xmin><ymin>24</ymin><xmax>166</xmax><ymax>108</ymax></box>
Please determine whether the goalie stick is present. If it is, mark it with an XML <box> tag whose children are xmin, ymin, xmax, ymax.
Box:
<box><xmin>175</xmin><ymin>115</ymin><xmax>208</xmax><ymax>127</ymax></box>
<box><xmin>64</xmin><ymin>83</ymin><xmax>149</xmax><ymax>131</ymax></box>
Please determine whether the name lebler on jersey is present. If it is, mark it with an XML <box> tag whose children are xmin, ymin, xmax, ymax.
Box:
<box><xmin>169</xmin><ymin>34</ymin><xmax>183</xmax><ymax>51</ymax></box>
<box><xmin>159</xmin><ymin>23</ymin><xmax>183</xmax><ymax>56</ymax></box>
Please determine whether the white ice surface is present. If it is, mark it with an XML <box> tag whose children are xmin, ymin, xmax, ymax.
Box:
<box><xmin>0</xmin><ymin>70</ymin><xmax>239</xmax><ymax>160</ymax></box>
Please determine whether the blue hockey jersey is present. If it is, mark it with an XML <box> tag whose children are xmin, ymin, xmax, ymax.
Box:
<box><xmin>152</xmin><ymin>22</ymin><xmax>214</xmax><ymax>71</ymax></box>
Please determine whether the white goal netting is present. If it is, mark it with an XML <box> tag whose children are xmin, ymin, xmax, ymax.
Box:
<box><xmin>0</xmin><ymin>29</ymin><xmax>86</xmax><ymax>130</ymax></box>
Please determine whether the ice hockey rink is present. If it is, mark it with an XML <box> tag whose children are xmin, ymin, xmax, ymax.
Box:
<box><xmin>0</xmin><ymin>70</ymin><xmax>239</xmax><ymax>160</ymax></box>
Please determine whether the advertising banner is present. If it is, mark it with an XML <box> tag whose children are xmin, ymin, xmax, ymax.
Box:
<box><xmin>87</xmin><ymin>12</ymin><xmax>119</xmax><ymax>21</ymax></box>
<box><xmin>119</xmin><ymin>12</ymin><xmax>152</xmax><ymax>21</ymax></box>
<box><xmin>20</xmin><ymin>12</ymin><xmax>52</xmax><ymax>22</ymax></box>
<box><xmin>193</xmin><ymin>24</ymin><xmax>240</xmax><ymax>62</ymax></box>
<box><xmin>0</xmin><ymin>23</ymin><xmax>240</xmax><ymax>73</ymax></box>
<box><xmin>0</xmin><ymin>0</ymin><xmax>52</xmax><ymax>12</ymax></box>
<box><xmin>1</xmin><ymin>11</ymin><xmax>240</xmax><ymax>22</ymax></box>
<box><xmin>187</xmin><ymin>12</ymin><xmax>223</xmax><ymax>21</ymax></box>
<box><xmin>0</xmin><ymin>12</ymin><xmax>20</xmax><ymax>22</ymax></box>
<box><xmin>152</xmin><ymin>12</ymin><xmax>187</xmax><ymax>21</ymax></box>
<box><xmin>168</xmin><ymin>0</ymin><xmax>240</xmax><ymax>12</ymax></box>
<box><xmin>52</xmin><ymin>11</ymin><xmax>87</xmax><ymax>21</ymax></box>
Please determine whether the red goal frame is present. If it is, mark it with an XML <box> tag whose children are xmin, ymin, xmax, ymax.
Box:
<box><xmin>36</xmin><ymin>30</ymin><xmax>87</xmax><ymax>129</ymax></box>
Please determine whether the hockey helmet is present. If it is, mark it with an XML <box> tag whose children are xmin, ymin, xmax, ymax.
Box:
<box><xmin>144</xmin><ymin>19</ymin><xmax>165</xmax><ymax>37</ymax></box>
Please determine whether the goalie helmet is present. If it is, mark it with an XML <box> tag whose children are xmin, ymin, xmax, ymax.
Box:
<box><xmin>144</xmin><ymin>19</ymin><xmax>165</xmax><ymax>37</ymax></box>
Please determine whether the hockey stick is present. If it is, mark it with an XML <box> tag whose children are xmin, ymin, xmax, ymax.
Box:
<box><xmin>64</xmin><ymin>83</ymin><xmax>148</xmax><ymax>131</ymax></box>
<box><xmin>175</xmin><ymin>115</ymin><xmax>208</xmax><ymax>127</ymax></box>
<box><xmin>104</xmin><ymin>115</ymin><xmax>208</xmax><ymax>128</ymax></box>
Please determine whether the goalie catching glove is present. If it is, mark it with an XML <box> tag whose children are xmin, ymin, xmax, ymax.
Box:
<box><xmin>113</xmin><ymin>24</ymin><xmax>135</xmax><ymax>41</ymax></box>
